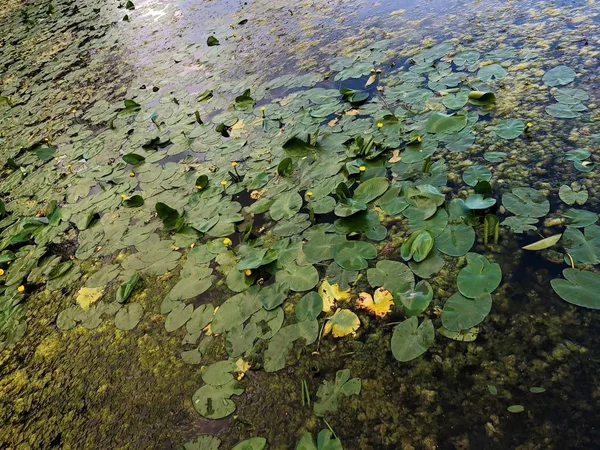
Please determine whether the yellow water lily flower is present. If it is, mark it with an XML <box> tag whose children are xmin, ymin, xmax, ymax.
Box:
<box><xmin>0</xmin><ymin>269</ymin><xmax>4</xmax><ymax>276</ymax></box>
<box><xmin>120</xmin><ymin>194</ymin><xmax>128</xmax><ymax>200</ymax></box>
<box><xmin>195</xmin><ymin>185</ymin><xmax>203</xmax><ymax>190</ymax></box>
<box><xmin>17</xmin><ymin>285</ymin><xmax>25</xmax><ymax>293</ymax></box>
<box><xmin>377</xmin><ymin>122</ymin><xmax>383</xmax><ymax>128</ymax></box>
<box><xmin>231</xmin><ymin>161</ymin><xmax>238</xmax><ymax>167</ymax></box>
<box><xmin>527</xmin><ymin>122</ymin><xmax>533</xmax><ymax>128</ymax></box>
<box><xmin>260</xmin><ymin>106</ymin><xmax>266</xmax><ymax>111</ymax></box>
<box><xmin>223</xmin><ymin>238</ymin><xmax>232</xmax><ymax>246</ymax></box>
<box><xmin>244</xmin><ymin>269</ymin><xmax>252</xmax><ymax>276</ymax></box>
<box><xmin>359</xmin><ymin>166</ymin><xmax>366</xmax><ymax>172</ymax></box>
<box><xmin>129</xmin><ymin>172</ymin><xmax>135</xmax><ymax>177</ymax></box>
<box><xmin>306</xmin><ymin>191</ymin><xmax>313</xmax><ymax>197</ymax></box>
<box><xmin>417</xmin><ymin>136</ymin><xmax>422</xmax><ymax>142</ymax></box>
<box><xmin>71</xmin><ymin>109</ymin><xmax>77</xmax><ymax>114</ymax></box>
<box><xmin>220</xmin><ymin>180</ymin><xmax>228</xmax><ymax>186</ymax></box>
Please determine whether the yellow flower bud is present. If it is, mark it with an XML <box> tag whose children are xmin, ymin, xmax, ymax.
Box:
<box><xmin>196</xmin><ymin>185</ymin><xmax>203</xmax><ymax>190</ymax></box>
<box><xmin>231</xmin><ymin>162</ymin><xmax>238</xmax><ymax>167</ymax></box>
<box><xmin>244</xmin><ymin>269</ymin><xmax>252</xmax><ymax>276</ymax></box>
<box><xmin>417</xmin><ymin>136</ymin><xmax>422</xmax><ymax>143</ymax></box>
<box><xmin>17</xmin><ymin>285</ymin><xmax>25</xmax><ymax>293</ymax></box>
<box><xmin>359</xmin><ymin>166</ymin><xmax>366</xmax><ymax>172</ymax></box>
<box><xmin>129</xmin><ymin>172</ymin><xmax>135</xmax><ymax>177</ymax></box>
<box><xmin>306</xmin><ymin>191</ymin><xmax>313</xmax><ymax>197</ymax></box>
<box><xmin>370</xmin><ymin>68</ymin><xmax>376</xmax><ymax>73</ymax></box>
<box><xmin>526</xmin><ymin>122</ymin><xmax>533</xmax><ymax>128</ymax></box>
<box><xmin>223</xmin><ymin>238</ymin><xmax>232</xmax><ymax>246</ymax></box>
<box><xmin>120</xmin><ymin>194</ymin><xmax>128</xmax><ymax>200</ymax></box>
<box><xmin>260</xmin><ymin>106</ymin><xmax>266</xmax><ymax>111</ymax></box>
<box><xmin>71</xmin><ymin>109</ymin><xmax>77</xmax><ymax>114</ymax></box>
<box><xmin>0</xmin><ymin>269</ymin><xmax>4</xmax><ymax>276</ymax></box>
<box><xmin>376</xmin><ymin>69</ymin><xmax>382</xmax><ymax>73</ymax></box>
<box><xmin>377</xmin><ymin>122</ymin><xmax>383</xmax><ymax>128</ymax></box>
<box><xmin>220</xmin><ymin>180</ymin><xmax>228</xmax><ymax>186</ymax></box>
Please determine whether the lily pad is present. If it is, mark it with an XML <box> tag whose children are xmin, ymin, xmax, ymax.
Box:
<box><xmin>457</xmin><ymin>253</ymin><xmax>502</xmax><ymax>298</ymax></box>
<box><xmin>551</xmin><ymin>268</ymin><xmax>600</xmax><ymax>309</ymax></box>
<box><xmin>391</xmin><ymin>317</ymin><xmax>434</xmax><ymax>362</ymax></box>
<box><xmin>542</xmin><ymin>65</ymin><xmax>575</xmax><ymax>86</ymax></box>
<box><xmin>313</xmin><ymin>369</ymin><xmax>361</xmax><ymax>417</ymax></box>
<box><xmin>323</xmin><ymin>309</ymin><xmax>360</xmax><ymax>338</ymax></box>
<box><xmin>114</xmin><ymin>302</ymin><xmax>143</xmax><ymax>331</ymax></box>
<box><xmin>441</xmin><ymin>292</ymin><xmax>492</xmax><ymax>331</ymax></box>
<box><xmin>494</xmin><ymin>119</ymin><xmax>525</xmax><ymax>139</ymax></box>
<box><xmin>333</xmin><ymin>241</ymin><xmax>377</xmax><ymax>270</ymax></box>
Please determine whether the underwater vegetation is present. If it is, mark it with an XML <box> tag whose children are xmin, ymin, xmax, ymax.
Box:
<box><xmin>1</xmin><ymin>0</ymin><xmax>599</xmax><ymax>448</ymax></box>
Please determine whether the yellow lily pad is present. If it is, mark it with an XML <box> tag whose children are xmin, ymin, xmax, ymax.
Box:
<box><xmin>323</xmin><ymin>309</ymin><xmax>360</xmax><ymax>338</ymax></box>
<box><xmin>356</xmin><ymin>287</ymin><xmax>394</xmax><ymax>318</ymax></box>
<box><xmin>76</xmin><ymin>286</ymin><xmax>104</xmax><ymax>309</ymax></box>
<box><xmin>318</xmin><ymin>279</ymin><xmax>351</xmax><ymax>312</ymax></box>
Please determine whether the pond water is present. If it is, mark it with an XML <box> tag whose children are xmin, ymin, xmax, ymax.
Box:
<box><xmin>1</xmin><ymin>0</ymin><xmax>599</xmax><ymax>449</ymax></box>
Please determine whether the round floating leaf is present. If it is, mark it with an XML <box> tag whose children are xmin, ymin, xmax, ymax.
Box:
<box><xmin>468</xmin><ymin>90</ymin><xmax>496</xmax><ymax>106</ymax></box>
<box><xmin>202</xmin><ymin>361</ymin><xmax>237</xmax><ymax>386</ymax></box>
<box><xmin>391</xmin><ymin>317</ymin><xmax>434</xmax><ymax>362</ymax></box>
<box><xmin>192</xmin><ymin>379</ymin><xmax>243</xmax><ymax>419</ymax></box>
<box><xmin>554</xmin><ymin>88</ymin><xmax>588</xmax><ymax>105</ymax></box>
<box><xmin>463</xmin><ymin>165</ymin><xmax>492</xmax><ymax>187</ymax></box>
<box><xmin>457</xmin><ymin>253</ymin><xmax>502</xmax><ymax>298</ymax></box>
<box><xmin>542</xmin><ymin>65</ymin><xmax>575</xmax><ymax>87</ymax></box>
<box><xmin>484</xmin><ymin>151</ymin><xmax>507</xmax><ymax>163</ymax></box>
<box><xmin>561</xmin><ymin>226</ymin><xmax>600</xmax><ymax>265</ymax></box>
<box><xmin>494</xmin><ymin>119</ymin><xmax>525</xmax><ymax>139</ymax></box>
<box><xmin>426</xmin><ymin>112</ymin><xmax>467</xmax><ymax>134</ymax></box>
<box><xmin>477</xmin><ymin>64</ymin><xmax>507</xmax><ymax>82</ymax></box>
<box><xmin>545</xmin><ymin>103</ymin><xmax>586</xmax><ymax>118</ymax></box>
<box><xmin>464</xmin><ymin>194</ymin><xmax>496</xmax><ymax>210</ymax></box>
<box><xmin>186</xmin><ymin>304</ymin><xmax>215</xmax><ymax>334</ymax></box>
<box><xmin>123</xmin><ymin>195</ymin><xmax>144</xmax><ymax>208</ymax></box>
<box><xmin>333</xmin><ymin>241</ymin><xmax>377</xmax><ymax>270</ymax></box>
<box><xmin>551</xmin><ymin>268</ymin><xmax>600</xmax><ymax>309</ymax></box>
<box><xmin>303</xmin><ymin>232</ymin><xmax>346</xmax><ymax>263</ymax></box>
<box><xmin>353</xmin><ymin>177</ymin><xmax>390</xmax><ymax>204</ymax></box>
<box><xmin>400</xmin><ymin>229</ymin><xmax>434</xmax><ymax>263</ymax></box>
<box><xmin>323</xmin><ymin>309</ymin><xmax>360</xmax><ymax>338</ymax></box>
<box><xmin>270</xmin><ymin>191</ymin><xmax>302</xmax><ymax>221</ymax></box>
<box><xmin>180</xmin><ymin>435</ymin><xmax>221</xmax><ymax>450</ymax></box>
<box><xmin>562</xmin><ymin>209</ymin><xmax>598</xmax><ymax>228</ymax></box>
<box><xmin>355</xmin><ymin>288</ymin><xmax>394</xmax><ymax>318</ymax></box>
<box><xmin>114</xmin><ymin>302</ymin><xmax>143</xmax><ymax>331</ymax></box>
<box><xmin>396</xmin><ymin>280</ymin><xmax>433</xmax><ymax>317</ymax></box>
<box><xmin>165</xmin><ymin>303</ymin><xmax>194</xmax><ymax>332</ymax></box>
<box><xmin>502</xmin><ymin>188</ymin><xmax>549</xmax><ymax>218</ymax></box>
<box><xmin>435</xmin><ymin>223</ymin><xmax>475</xmax><ymax>257</ymax></box>
<box><xmin>441</xmin><ymin>92</ymin><xmax>469</xmax><ymax>110</ymax></box>
<box><xmin>441</xmin><ymin>292</ymin><xmax>492</xmax><ymax>331</ymax></box>
<box><xmin>277</xmin><ymin>262</ymin><xmax>319</xmax><ymax>292</ymax></box>
<box><xmin>231</xmin><ymin>437</ymin><xmax>267</xmax><ymax>450</ymax></box>
<box><xmin>367</xmin><ymin>259</ymin><xmax>415</xmax><ymax>294</ymax></box>
<box><xmin>122</xmin><ymin>153</ymin><xmax>145</xmax><ymax>165</ymax></box>
<box><xmin>558</xmin><ymin>185</ymin><xmax>587</xmax><ymax>206</ymax></box>
<box><xmin>295</xmin><ymin>292</ymin><xmax>323</xmax><ymax>321</ymax></box>
<box><xmin>408</xmin><ymin>250</ymin><xmax>445</xmax><ymax>278</ymax></box>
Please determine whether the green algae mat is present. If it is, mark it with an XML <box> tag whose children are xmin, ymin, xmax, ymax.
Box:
<box><xmin>1</xmin><ymin>0</ymin><xmax>600</xmax><ymax>448</ymax></box>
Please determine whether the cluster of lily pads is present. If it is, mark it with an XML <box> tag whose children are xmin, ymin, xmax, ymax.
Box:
<box><xmin>1</xmin><ymin>1</ymin><xmax>599</xmax><ymax>445</ymax></box>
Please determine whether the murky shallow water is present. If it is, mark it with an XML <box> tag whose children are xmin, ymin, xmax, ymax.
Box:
<box><xmin>0</xmin><ymin>0</ymin><xmax>599</xmax><ymax>448</ymax></box>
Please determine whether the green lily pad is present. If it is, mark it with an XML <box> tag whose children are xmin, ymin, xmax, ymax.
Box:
<box><xmin>559</xmin><ymin>185</ymin><xmax>587</xmax><ymax>206</ymax></box>
<box><xmin>477</xmin><ymin>64</ymin><xmax>507</xmax><ymax>82</ymax></box>
<box><xmin>296</xmin><ymin>430</ymin><xmax>342</xmax><ymax>450</ymax></box>
<box><xmin>494</xmin><ymin>119</ymin><xmax>525</xmax><ymax>139</ymax></box>
<box><xmin>464</xmin><ymin>194</ymin><xmax>496</xmax><ymax>210</ymax></box>
<box><xmin>180</xmin><ymin>435</ymin><xmax>221</xmax><ymax>450</ymax></box>
<box><xmin>116</xmin><ymin>273</ymin><xmax>139</xmax><ymax>304</ymax></box>
<box><xmin>391</xmin><ymin>317</ymin><xmax>434</xmax><ymax>362</ymax></box>
<box><xmin>463</xmin><ymin>165</ymin><xmax>492</xmax><ymax>187</ymax></box>
<box><xmin>457</xmin><ymin>253</ymin><xmax>502</xmax><ymax>298</ymax></box>
<box><xmin>502</xmin><ymin>188</ymin><xmax>549</xmax><ymax>218</ymax></box>
<box><xmin>561</xmin><ymin>226</ymin><xmax>600</xmax><ymax>265</ymax></box>
<box><xmin>441</xmin><ymin>292</ymin><xmax>492</xmax><ymax>331</ymax></box>
<box><xmin>435</xmin><ymin>223</ymin><xmax>475</xmax><ymax>256</ymax></box>
<box><xmin>192</xmin><ymin>379</ymin><xmax>243</xmax><ymax>419</ymax></box>
<box><xmin>396</xmin><ymin>280</ymin><xmax>433</xmax><ymax>317</ymax></box>
<box><xmin>313</xmin><ymin>369</ymin><xmax>361</xmax><ymax>417</ymax></box>
<box><xmin>295</xmin><ymin>291</ymin><xmax>323</xmax><ymax>321</ymax></box>
<box><xmin>333</xmin><ymin>241</ymin><xmax>377</xmax><ymax>270</ymax></box>
<box><xmin>353</xmin><ymin>177</ymin><xmax>389</xmax><ymax>204</ymax></box>
<box><xmin>551</xmin><ymin>268</ymin><xmax>600</xmax><ymax>309</ymax></box>
<box><xmin>400</xmin><ymin>229</ymin><xmax>434</xmax><ymax>263</ymax></box>
<box><xmin>367</xmin><ymin>259</ymin><xmax>414</xmax><ymax>294</ymax></box>
<box><xmin>231</xmin><ymin>437</ymin><xmax>267</xmax><ymax>450</ymax></box>
<box><xmin>542</xmin><ymin>65</ymin><xmax>575</xmax><ymax>86</ymax></box>
<box><xmin>425</xmin><ymin>112</ymin><xmax>467</xmax><ymax>134</ymax></box>
<box><xmin>114</xmin><ymin>302</ymin><xmax>143</xmax><ymax>331</ymax></box>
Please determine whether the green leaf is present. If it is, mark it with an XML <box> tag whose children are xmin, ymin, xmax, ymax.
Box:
<box><xmin>545</xmin><ymin>102</ymin><xmax>586</xmax><ymax>118</ymax></box>
<box><xmin>123</xmin><ymin>195</ymin><xmax>144</xmax><ymax>207</ymax></box>
<box><xmin>237</xmin><ymin>248</ymin><xmax>279</xmax><ymax>270</ymax></box>
<box><xmin>441</xmin><ymin>292</ymin><xmax>492</xmax><ymax>331</ymax></box>
<box><xmin>35</xmin><ymin>146</ymin><xmax>57</xmax><ymax>161</ymax></box>
<box><xmin>270</xmin><ymin>191</ymin><xmax>302</xmax><ymax>220</ymax></box>
<box><xmin>303</xmin><ymin>232</ymin><xmax>346</xmax><ymax>263</ymax></box>
<box><xmin>507</xmin><ymin>405</ymin><xmax>525</xmax><ymax>413</ymax></box>
<box><xmin>457</xmin><ymin>253</ymin><xmax>502</xmax><ymax>298</ymax></box>
<box><xmin>367</xmin><ymin>259</ymin><xmax>414</xmax><ymax>294</ymax></box>
<box><xmin>468</xmin><ymin>90</ymin><xmax>496</xmax><ymax>106</ymax></box>
<box><xmin>563</xmin><ymin>209</ymin><xmax>598</xmax><ymax>228</ymax></box>
<box><xmin>180</xmin><ymin>435</ymin><xmax>221</xmax><ymax>450</ymax></box>
<box><xmin>501</xmin><ymin>216</ymin><xmax>538</xmax><ymax>233</ymax></box>
<box><xmin>396</xmin><ymin>280</ymin><xmax>433</xmax><ymax>317</ymax></box>
<box><xmin>277</xmin><ymin>262</ymin><xmax>319</xmax><ymax>292</ymax></box>
<box><xmin>425</xmin><ymin>112</ymin><xmax>467</xmax><ymax>134</ymax></box>
<box><xmin>235</xmin><ymin>89</ymin><xmax>255</xmax><ymax>110</ymax></box>
<box><xmin>542</xmin><ymin>65</ymin><xmax>575</xmax><ymax>86</ymax></box>
<box><xmin>494</xmin><ymin>119</ymin><xmax>525</xmax><ymax>139</ymax></box>
<box><xmin>333</xmin><ymin>241</ymin><xmax>377</xmax><ymax>270</ymax></box>
<box><xmin>441</xmin><ymin>91</ymin><xmax>469</xmax><ymax>110</ymax></box>
<box><xmin>192</xmin><ymin>379</ymin><xmax>243</xmax><ymax>419</ymax></box>
<box><xmin>282</xmin><ymin>136</ymin><xmax>314</xmax><ymax>157</ymax></box>
<box><xmin>435</xmin><ymin>223</ymin><xmax>475</xmax><ymax>256</ymax></box>
<box><xmin>256</xmin><ymin>283</ymin><xmax>288</xmax><ymax>310</ymax></box>
<box><xmin>522</xmin><ymin>234</ymin><xmax>562</xmax><ymax>251</ymax></box>
<box><xmin>202</xmin><ymin>361</ymin><xmax>237</xmax><ymax>386</ymax></box>
<box><xmin>231</xmin><ymin>437</ymin><xmax>267</xmax><ymax>450</ymax></box>
<box><xmin>313</xmin><ymin>369</ymin><xmax>361</xmax><ymax>417</ymax></box>
<box><xmin>116</xmin><ymin>273</ymin><xmax>139</xmax><ymax>303</ymax></box>
<box><xmin>212</xmin><ymin>288</ymin><xmax>262</xmax><ymax>333</ymax></box>
<box><xmin>562</xmin><ymin>225</ymin><xmax>600</xmax><ymax>264</ymax></box>
<box><xmin>264</xmin><ymin>320</ymin><xmax>318</xmax><ymax>372</ymax></box>
<box><xmin>123</xmin><ymin>153</ymin><xmax>145</xmax><ymax>165</ymax></box>
<box><xmin>197</xmin><ymin>90</ymin><xmax>213</xmax><ymax>102</ymax></box>
<box><xmin>408</xmin><ymin>250</ymin><xmax>445</xmax><ymax>278</ymax></box>
<box><xmin>477</xmin><ymin>64</ymin><xmax>507</xmax><ymax>82</ymax></box>
<box><xmin>391</xmin><ymin>317</ymin><xmax>434</xmax><ymax>362</ymax></box>
<box><xmin>400</xmin><ymin>229</ymin><xmax>434</xmax><ymax>263</ymax></box>
<box><xmin>296</xmin><ymin>430</ymin><xmax>342</xmax><ymax>450</ymax></box>
<box><xmin>529</xmin><ymin>387</ymin><xmax>546</xmax><ymax>394</ymax></box>
<box><xmin>277</xmin><ymin>157</ymin><xmax>293</xmax><ymax>176</ymax></box>
<box><xmin>353</xmin><ymin>177</ymin><xmax>389</xmax><ymax>204</ymax></box>
<box><xmin>114</xmin><ymin>302</ymin><xmax>143</xmax><ymax>330</ymax></box>
<box><xmin>165</xmin><ymin>303</ymin><xmax>194</xmax><ymax>332</ymax></box>
<box><xmin>558</xmin><ymin>185</ymin><xmax>587</xmax><ymax>206</ymax></box>
<box><xmin>502</xmin><ymin>188</ymin><xmax>549</xmax><ymax>218</ymax></box>
<box><xmin>156</xmin><ymin>202</ymin><xmax>184</xmax><ymax>231</ymax></box>
<box><xmin>551</xmin><ymin>269</ymin><xmax>600</xmax><ymax>309</ymax></box>
<box><xmin>207</xmin><ymin>36</ymin><xmax>219</xmax><ymax>46</ymax></box>
<box><xmin>323</xmin><ymin>308</ymin><xmax>360</xmax><ymax>337</ymax></box>
<box><xmin>463</xmin><ymin>165</ymin><xmax>492</xmax><ymax>187</ymax></box>
<box><xmin>484</xmin><ymin>151</ymin><xmax>507</xmax><ymax>163</ymax></box>
<box><xmin>464</xmin><ymin>194</ymin><xmax>496</xmax><ymax>210</ymax></box>
<box><xmin>295</xmin><ymin>292</ymin><xmax>322</xmax><ymax>321</ymax></box>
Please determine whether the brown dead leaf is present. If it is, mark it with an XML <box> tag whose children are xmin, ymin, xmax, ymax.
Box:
<box><xmin>388</xmin><ymin>149</ymin><xmax>401</xmax><ymax>163</ymax></box>
<box><xmin>328</xmin><ymin>117</ymin><xmax>339</xmax><ymax>127</ymax></box>
<box><xmin>365</xmin><ymin>74</ymin><xmax>377</xmax><ymax>87</ymax></box>
<box><xmin>345</xmin><ymin>109</ymin><xmax>360</xmax><ymax>116</ymax></box>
